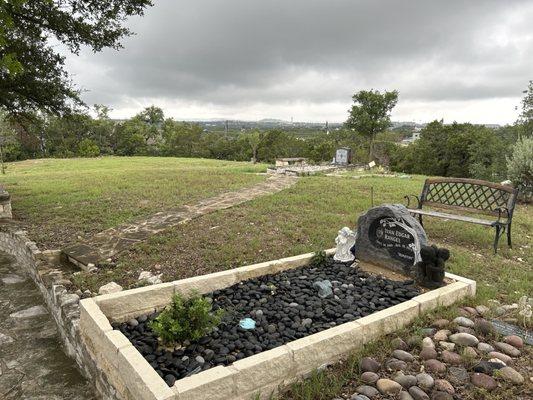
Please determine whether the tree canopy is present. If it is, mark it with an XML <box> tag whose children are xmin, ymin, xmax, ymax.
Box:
<box><xmin>345</xmin><ymin>89</ymin><xmax>398</xmax><ymax>160</ymax></box>
<box><xmin>0</xmin><ymin>0</ymin><xmax>152</xmax><ymax>117</ymax></box>
<box><xmin>517</xmin><ymin>80</ymin><xmax>533</xmax><ymax>139</ymax></box>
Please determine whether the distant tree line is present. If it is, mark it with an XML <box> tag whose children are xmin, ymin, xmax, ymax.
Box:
<box><xmin>0</xmin><ymin>104</ymin><xmax>400</xmax><ymax>164</ymax></box>
<box><xmin>0</xmin><ymin>84</ymin><xmax>531</xmax><ymax>194</ymax></box>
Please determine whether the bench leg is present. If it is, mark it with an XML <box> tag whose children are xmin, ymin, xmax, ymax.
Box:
<box><xmin>507</xmin><ymin>223</ymin><xmax>512</xmax><ymax>248</ymax></box>
<box><xmin>418</xmin><ymin>214</ymin><xmax>423</xmax><ymax>227</ymax></box>
<box><xmin>493</xmin><ymin>225</ymin><xmax>501</xmax><ymax>254</ymax></box>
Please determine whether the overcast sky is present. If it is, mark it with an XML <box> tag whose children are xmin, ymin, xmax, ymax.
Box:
<box><xmin>64</xmin><ymin>0</ymin><xmax>533</xmax><ymax>124</ymax></box>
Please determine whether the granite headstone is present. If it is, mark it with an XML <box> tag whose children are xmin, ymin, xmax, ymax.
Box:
<box><xmin>335</xmin><ymin>147</ymin><xmax>352</xmax><ymax>165</ymax></box>
<box><xmin>354</xmin><ymin>204</ymin><xmax>428</xmax><ymax>275</ymax></box>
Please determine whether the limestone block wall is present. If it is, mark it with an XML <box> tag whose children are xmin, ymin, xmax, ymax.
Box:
<box><xmin>82</xmin><ymin>252</ymin><xmax>476</xmax><ymax>400</ymax></box>
<box><xmin>0</xmin><ymin>226</ymin><xmax>119</xmax><ymax>400</ymax></box>
<box><xmin>0</xmin><ymin>189</ymin><xmax>12</xmax><ymax>219</ymax></box>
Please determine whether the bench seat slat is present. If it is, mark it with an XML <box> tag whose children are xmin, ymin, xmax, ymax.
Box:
<box><xmin>407</xmin><ymin>208</ymin><xmax>500</xmax><ymax>226</ymax></box>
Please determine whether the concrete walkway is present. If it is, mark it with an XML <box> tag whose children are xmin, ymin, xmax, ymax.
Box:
<box><xmin>0</xmin><ymin>252</ymin><xmax>94</xmax><ymax>399</ymax></box>
<box><xmin>63</xmin><ymin>174</ymin><xmax>298</xmax><ymax>268</ymax></box>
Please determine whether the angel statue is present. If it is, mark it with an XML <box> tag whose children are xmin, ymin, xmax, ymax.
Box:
<box><xmin>334</xmin><ymin>227</ymin><xmax>356</xmax><ymax>263</ymax></box>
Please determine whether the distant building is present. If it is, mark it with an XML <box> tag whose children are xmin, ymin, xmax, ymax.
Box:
<box><xmin>400</xmin><ymin>128</ymin><xmax>421</xmax><ymax>146</ymax></box>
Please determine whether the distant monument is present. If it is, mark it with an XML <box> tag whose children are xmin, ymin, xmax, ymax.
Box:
<box><xmin>335</xmin><ymin>147</ymin><xmax>352</xmax><ymax>165</ymax></box>
<box><xmin>354</xmin><ymin>204</ymin><xmax>427</xmax><ymax>275</ymax></box>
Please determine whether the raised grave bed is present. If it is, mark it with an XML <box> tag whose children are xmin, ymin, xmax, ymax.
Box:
<box><xmin>80</xmin><ymin>249</ymin><xmax>476</xmax><ymax>400</ymax></box>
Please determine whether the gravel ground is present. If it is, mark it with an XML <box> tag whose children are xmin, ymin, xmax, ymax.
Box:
<box><xmin>115</xmin><ymin>257</ymin><xmax>420</xmax><ymax>386</ymax></box>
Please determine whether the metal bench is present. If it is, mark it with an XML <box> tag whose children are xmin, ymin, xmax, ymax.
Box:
<box><xmin>404</xmin><ymin>178</ymin><xmax>519</xmax><ymax>253</ymax></box>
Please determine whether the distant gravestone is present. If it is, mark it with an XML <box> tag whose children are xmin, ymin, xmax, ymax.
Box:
<box><xmin>335</xmin><ymin>147</ymin><xmax>352</xmax><ymax>165</ymax></box>
<box><xmin>354</xmin><ymin>204</ymin><xmax>428</xmax><ymax>275</ymax></box>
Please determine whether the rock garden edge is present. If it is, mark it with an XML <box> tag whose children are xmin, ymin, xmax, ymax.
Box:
<box><xmin>80</xmin><ymin>249</ymin><xmax>476</xmax><ymax>400</ymax></box>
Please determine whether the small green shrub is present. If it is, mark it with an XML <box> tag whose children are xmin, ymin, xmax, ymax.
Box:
<box><xmin>507</xmin><ymin>137</ymin><xmax>533</xmax><ymax>197</ymax></box>
<box><xmin>310</xmin><ymin>250</ymin><xmax>328</xmax><ymax>268</ymax></box>
<box><xmin>77</xmin><ymin>138</ymin><xmax>100</xmax><ymax>157</ymax></box>
<box><xmin>149</xmin><ymin>292</ymin><xmax>223</xmax><ymax>345</ymax></box>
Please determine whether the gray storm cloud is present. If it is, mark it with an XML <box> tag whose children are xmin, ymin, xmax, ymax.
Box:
<box><xmin>64</xmin><ymin>0</ymin><xmax>533</xmax><ymax>122</ymax></box>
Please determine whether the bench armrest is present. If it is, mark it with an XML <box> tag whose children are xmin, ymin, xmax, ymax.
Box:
<box><xmin>404</xmin><ymin>194</ymin><xmax>421</xmax><ymax>209</ymax></box>
<box><xmin>495</xmin><ymin>207</ymin><xmax>510</xmax><ymax>224</ymax></box>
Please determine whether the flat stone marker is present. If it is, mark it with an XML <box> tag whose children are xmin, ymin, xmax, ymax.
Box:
<box><xmin>9</xmin><ymin>305</ymin><xmax>48</xmax><ymax>319</ymax></box>
<box><xmin>354</xmin><ymin>204</ymin><xmax>427</xmax><ymax>275</ymax></box>
<box><xmin>491</xmin><ymin>320</ymin><xmax>533</xmax><ymax>345</ymax></box>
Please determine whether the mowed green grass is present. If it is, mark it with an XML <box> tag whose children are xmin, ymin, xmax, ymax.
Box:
<box><xmin>78</xmin><ymin>174</ymin><xmax>532</xmax><ymax>306</ymax></box>
<box><xmin>105</xmin><ymin>173</ymin><xmax>532</xmax><ymax>400</ymax></box>
<box><xmin>5</xmin><ymin>158</ymin><xmax>531</xmax><ymax>400</ymax></box>
<box><xmin>1</xmin><ymin>157</ymin><xmax>267</xmax><ymax>247</ymax></box>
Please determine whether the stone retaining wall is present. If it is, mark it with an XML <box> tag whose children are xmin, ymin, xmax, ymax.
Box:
<box><xmin>0</xmin><ymin>188</ymin><xmax>12</xmax><ymax>219</ymax></box>
<box><xmin>0</xmin><ymin>226</ymin><xmax>119</xmax><ymax>399</ymax></box>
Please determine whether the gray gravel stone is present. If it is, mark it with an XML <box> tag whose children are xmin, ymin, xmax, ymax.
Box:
<box><xmin>497</xmin><ymin>366</ymin><xmax>524</xmax><ymax>384</ymax></box>
<box><xmin>356</xmin><ymin>385</ymin><xmax>379</xmax><ymax>398</ymax></box>
<box><xmin>361</xmin><ymin>371</ymin><xmax>379</xmax><ymax>384</ymax></box>
<box><xmin>392</xmin><ymin>337</ymin><xmax>408</xmax><ymax>350</ymax></box>
<box><xmin>434</xmin><ymin>379</ymin><xmax>454</xmax><ymax>394</ymax></box>
<box><xmin>409</xmin><ymin>386</ymin><xmax>429</xmax><ymax>400</ymax></box>
<box><xmin>195</xmin><ymin>355</ymin><xmax>205</xmax><ymax>364</ymax></box>
<box><xmin>434</xmin><ymin>330</ymin><xmax>450</xmax><ymax>341</ymax></box>
<box><xmin>376</xmin><ymin>378</ymin><xmax>403</xmax><ymax>395</ymax></box>
<box><xmin>471</xmin><ymin>372</ymin><xmax>497</xmax><ymax>390</ymax></box>
<box><xmin>419</xmin><ymin>347</ymin><xmax>437</xmax><ymax>360</ymax></box>
<box><xmin>488</xmin><ymin>351</ymin><xmax>512</xmax><ymax>365</ymax></box>
<box><xmin>360</xmin><ymin>357</ymin><xmax>381</xmax><ymax>373</ymax></box>
<box><xmin>453</xmin><ymin>316</ymin><xmax>474</xmax><ymax>328</ymax></box>
<box><xmin>385</xmin><ymin>358</ymin><xmax>408</xmax><ymax>371</ymax></box>
<box><xmin>393</xmin><ymin>349</ymin><xmax>414</xmax><ymax>362</ymax></box>
<box><xmin>431</xmin><ymin>391</ymin><xmax>453</xmax><ymax>400</ymax></box>
<box><xmin>494</xmin><ymin>342</ymin><xmax>521</xmax><ymax>357</ymax></box>
<box><xmin>350</xmin><ymin>395</ymin><xmax>370</xmax><ymax>400</ymax></box>
<box><xmin>477</xmin><ymin>342</ymin><xmax>494</xmax><ymax>353</ymax></box>
<box><xmin>416</xmin><ymin>373</ymin><xmax>434</xmax><ymax>390</ymax></box>
<box><xmin>449</xmin><ymin>332</ymin><xmax>479</xmax><ymax>346</ymax></box>
<box><xmin>475</xmin><ymin>305</ymin><xmax>490</xmax><ymax>315</ymax></box>
<box><xmin>422</xmin><ymin>337</ymin><xmax>435</xmax><ymax>348</ymax></box>
<box><xmin>424</xmin><ymin>359</ymin><xmax>446</xmax><ymax>373</ymax></box>
<box><xmin>394</xmin><ymin>373</ymin><xmax>417</xmax><ymax>388</ymax></box>
<box><xmin>447</xmin><ymin>366</ymin><xmax>469</xmax><ymax>386</ymax></box>
<box><xmin>399</xmin><ymin>391</ymin><xmax>415</xmax><ymax>400</ymax></box>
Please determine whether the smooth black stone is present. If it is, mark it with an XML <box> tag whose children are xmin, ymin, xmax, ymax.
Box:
<box><xmin>116</xmin><ymin>256</ymin><xmax>420</xmax><ymax>386</ymax></box>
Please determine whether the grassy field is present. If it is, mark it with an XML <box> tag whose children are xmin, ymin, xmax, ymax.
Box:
<box><xmin>2</xmin><ymin>158</ymin><xmax>531</xmax><ymax>400</ymax></box>
<box><xmin>73</xmin><ymin>174</ymin><xmax>531</xmax><ymax>306</ymax></box>
<box><xmin>1</xmin><ymin>157</ymin><xmax>267</xmax><ymax>248</ymax></box>
<box><xmin>70</xmin><ymin>170</ymin><xmax>532</xmax><ymax>400</ymax></box>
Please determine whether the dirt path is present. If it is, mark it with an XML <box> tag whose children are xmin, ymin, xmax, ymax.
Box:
<box><xmin>63</xmin><ymin>174</ymin><xmax>298</xmax><ymax>268</ymax></box>
<box><xmin>0</xmin><ymin>252</ymin><xmax>94</xmax><ymax>400</ymax></box>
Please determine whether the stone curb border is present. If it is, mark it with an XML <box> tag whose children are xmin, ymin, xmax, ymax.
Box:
<box><xmin>80</xmin><ymin>250</ymin><xmax>476</xmax><ymax>400</ymax></box>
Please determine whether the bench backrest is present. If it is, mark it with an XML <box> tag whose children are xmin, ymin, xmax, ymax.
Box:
<box><xmin>420</xmin><ymin>178</ymin><xmax>519</xmax><ymax>217</ymax></box>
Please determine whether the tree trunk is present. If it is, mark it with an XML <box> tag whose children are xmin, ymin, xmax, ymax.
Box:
<box><xmin>368</xmin><ymin>134</ymin><xmax>375</xmax><ymax>162</ymax></box>
<box><xmin>0</xmin><ymin>144</ymin><xmax>5</xmax><ymax>174</ymax></box>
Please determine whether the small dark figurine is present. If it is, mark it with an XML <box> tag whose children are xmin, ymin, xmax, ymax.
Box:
<box><xmin>415</xmin><ymin>244</ymin><xmax>450</xmax><ymax>288</ymax></box>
